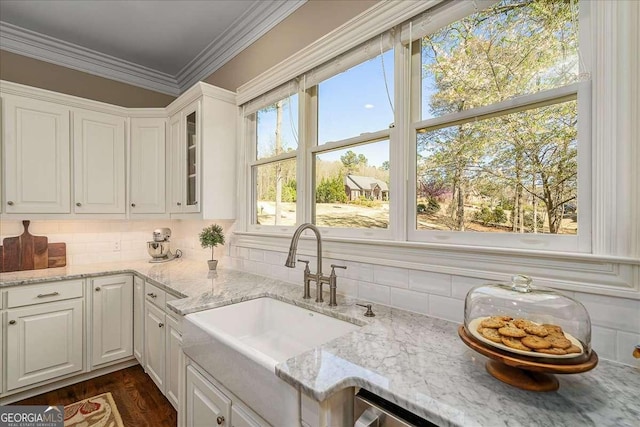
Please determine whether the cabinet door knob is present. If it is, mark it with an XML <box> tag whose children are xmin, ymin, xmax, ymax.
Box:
<box><xmin>216</xmin><ymin>416</ymin><xmax>224</xmax><ymax>425</ymax></box>
<box><xmin>95</xmin><ymin>287</ymin><xmax>101</xmax><ymax>292</ymax></box>
<box><xmin>131</xmin><ymin>203</ymin><xmax>136</xmax><ymax>207</ymax></box>
<box><xmin>9</xmin><ymin>320</ymin><xmax>16</xmax><ymax>325</ymax></box>
<box><xmin>76</xmin><ymin>202</ymin><xmax>82</xmax><ymax>207</ymax></box>
<box><xmin>158</xmin><ymin>322</ymin><xmax>164</xmax><ymax>328</ymax></box>
<box><xmin>7</xmin><ymin>201</ymin><xmax>14</xmax><ymax>206</ymax></box>
<box><xmin>177</xmin><ymin>202</ymin><xmax>182</xmax><ymax>206</ymax></box>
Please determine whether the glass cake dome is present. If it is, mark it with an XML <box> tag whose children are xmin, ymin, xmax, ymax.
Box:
<box><xmin>464</xmin><ymin>275</ymin><xmax>591</xmax><ymax>362</ymax></box>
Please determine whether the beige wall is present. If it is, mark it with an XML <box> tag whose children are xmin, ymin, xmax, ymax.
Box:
<box><xmin>204</xmin><ymin>0</ymin><xmax>379</xmax><ymax>91</ymax></box>
<box><xmin>0</xmin><ymin>50</ymin><xmax>176</xmax><ymax>107</ymax></box>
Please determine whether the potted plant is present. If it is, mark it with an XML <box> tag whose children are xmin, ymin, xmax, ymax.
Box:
<box><xmin>199</xmin><ymin>224</ymin><xmax>225</xmax><ymax>270</ymax></box>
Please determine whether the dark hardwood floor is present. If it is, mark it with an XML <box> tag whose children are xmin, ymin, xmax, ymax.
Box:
<box><xmin>13</xmin><ymin>365</ymin><xmax>177</xmax><ymax>427</ymax></box>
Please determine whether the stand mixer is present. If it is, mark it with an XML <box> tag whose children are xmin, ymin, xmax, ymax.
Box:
<box><xmin>147</xmin><ymin>228</ymin><xmax>182</xmax><ymax>263</ymax></box>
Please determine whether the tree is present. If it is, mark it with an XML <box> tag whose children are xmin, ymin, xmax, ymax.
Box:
<box><xmin>340</xmin><ymin>150</ymin><xmax>369</xmax><ymax>174</ymax></box>
<box><xmin>316</xmin><ymin>176</ymin><xmax>347</xmax><ymax>203</ymax></box>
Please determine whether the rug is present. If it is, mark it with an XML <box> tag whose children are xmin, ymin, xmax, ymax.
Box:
<box><xmin>64</xmin><ymin>392</ymin><xmax>124</xmax><ymax>427</ymax></box>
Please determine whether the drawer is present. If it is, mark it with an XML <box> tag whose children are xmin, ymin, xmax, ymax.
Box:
<box><xmin>145</xmin><ymin>282</ymin><xmax>166</xmax><ymax>309</ymax></box>
<box><xmin>7</xmin><ymin>279</ymin><xmax>84</xmax><ymax>308</ymax></box>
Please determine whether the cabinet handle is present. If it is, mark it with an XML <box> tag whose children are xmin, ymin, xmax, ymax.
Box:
<box><xmin>7</xmin><ymin>201</ymin><xmax>14</xmax><ymax>206</ymax></box>
<box><xmin>76</xmin><ymin>202</ymin><xmax>82</xmax><ymax>207</ymax></box>
<box><xmin>216</xmin><ymin>416</ymin><xmax>224</xmax><ymax>425</ymax></box>
<box><xmin>131</xmin><ymin>203</ymin><xmax>136</xmax><ymax>207</ymax></box>
<box><xmin>37</xmin><ymin>292</ymin><xmax>60</xmax><ymax>298</ymax></box>
<box><xmin>158</xmin><ymin>322</ymin><xmax>164</xmax><ymax>328</ymax></box>
<box><xmin>177</xmin><ymin>202</ymin><xmax>182</xmax><ymax>206</ymax></box>
<box><xmin>95</xmin><ymin>287</ymin><xmax>101</xmax><ymax>292</ymax></box>
<box><xmin>147</xmin><ymin>293</ymin><xmax>157</xmax><ymax>299</ymax></box>
<box><xmin>9</xmin><ymin>320</ymin><xmax>16</xmax><ymax>325</ymax></box>
<box><xmin>194</xmin><ymin>201</ymin><xmax>198</xmax><ymax>205</ymax></box>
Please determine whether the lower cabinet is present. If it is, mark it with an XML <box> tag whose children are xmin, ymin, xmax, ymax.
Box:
<box><xmin>6</xmin><ymin>298</ymin><xmax>84</xmax><ymax>391</ymax></box>
<box><xmin>184</xmin><ymin>360</ymin><xmax>268</xmax><ymax>427</ymax></box>
<box><xmin>145</xmin><ymin>302</ymin><xmax>166</xmax><ymax>391</ymax></box>
<box><xmin>166</xmin><ymin>314</ymin><xmax>183</xmax><ymax>409</ymax></box>
<box><xmin>133</xmin><ymin>276</ymin><xmax>145</xmax><ymax>364</ymax></box>
<box><xmin>90</xmin><ymin>275</ymin><xmax>133</xmax><ymax>367</ymax></box>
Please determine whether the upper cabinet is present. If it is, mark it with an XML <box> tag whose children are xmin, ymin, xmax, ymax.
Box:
<box><xmin>73</xmin><ymin>109</ymin><xmax>126</xmax><ymax>213</ymax></box>
<box><xmin>2</xmin><ymin>95</ymin><xmax>71</xmax><ymax>213</ymax></box>
<box><xmin>167</xmin><ymin>85</ymin><xmax>237</xmax><ymax>219</ymax></box>
<box><xmin>130</xmin><ymin>117</ymin><xmax>166</xmax><ymax>214</ymax></box>
<box><xmin>169</xmin><ymin>100</ymin><xmax>200</xmax><ymax>214</ymax></box>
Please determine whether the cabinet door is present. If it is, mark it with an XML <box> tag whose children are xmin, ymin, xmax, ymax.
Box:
<box><xmin>6</xmin><ymin>299</ymin><xmax>83</xmax><ymax>391</ymax></box>
<box><xmin>130</xmin><ymin>117</ymin><xmax>166</xmax><ymax>213</ymax></box>
<box><xmin>91</xmin><ymin>275</ymin><xmax>133</xmax><ymax>367</ymax></box>
<box><xmin>133</xmin><ymin>276</ymin><xmax>145</xmax><ymax>364</ymax></box>
<box><xmin>168</xmin><ymin>113</ymin><xmax>183</xmax><ymax>213</ymax></box>
<box><xmin>3</xmin><ymin>95</ymin><xmax>70</xmax><ymax>213</ymax></box>
<box><xmin>165</xmin><ymin>314</ymin><xmax>182</xmax><ymax>410</ymax></box>
<box><xmin>185</xmin><ymin>365</ymin><xmax>231</xmax><ymax>427</ymax></box>
<box><xmin>73</xmin><ymin>109</ymin><xmax>125</xmax><ymax>213</ymax></box>
<box><xmin>145</xmin><ymin>301</ymin><xmax>166</xmax><ymax>392</ymax></box>
<box><xmin>182</xmin><ymin>101</ymin><xmax>200</xmax><ymax>213</ymax></box>
<box><xmin>232</xmin><ymin>403</ymin><xmax>269</xmax><ymax>427</ymax></box>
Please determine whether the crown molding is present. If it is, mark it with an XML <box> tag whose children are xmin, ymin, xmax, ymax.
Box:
<box><xmin>175</xmin><ymin>0</ymin><xmax>307</xmax><ymax>91</ymax></box>
<box><xmin>0</xmin><ymin>22</ymin><xmax>180</xmax><ymax>96</ymax></box>
<box><xmin>0</xmin><ymin>1</ymin><xmax>305</xmax><ymax>97</ymax></box>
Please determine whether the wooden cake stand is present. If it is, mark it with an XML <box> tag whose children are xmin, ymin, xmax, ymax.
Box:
<box><xmin>458</xmin><ymin>325</ymin><xmax>598</xmax><ymax>392</ymax></box>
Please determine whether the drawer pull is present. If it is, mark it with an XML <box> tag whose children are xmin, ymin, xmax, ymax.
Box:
<box><xmin>95</xmin><ymin>287</ymin><xmax>101</xmax><ymax>292</ymax></box>
<box><xmin>158</xmin><ymin>322</ymin><xmax>164</xmax><ymax>328</ymax></box>
<box><xmin>216</xmin><ymin>416</ymin><xmax>224</xmax><ymax>425</ymax></box>
<box><xmin>9</xmin><ymin>320</ymin><xmax>16</xmax><ymax>325</ymax></box>
<box><xmin>147</xmin><ymin>293</ymin><xmax>157</xmax><ymax>299</ymax></box>
<box><xmin>7</xmin><ymin>201</ymin><xmax>14</xmax><ymax>206</ymax></box>
<box><xmin>37</xmin><ymin>292</ymin><xmax>60</xmax><ymax>298</ymax></box>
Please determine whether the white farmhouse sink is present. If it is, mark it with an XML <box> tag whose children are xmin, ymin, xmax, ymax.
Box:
<box><xmin>185</xmin><ymin>297</ymin><xmax>360</xmax><ymax>369</ymax></box>
<box><xmin>182</xmin><ymin>297</ymin><xmax>361</xmax><ymax>425</ymax></box>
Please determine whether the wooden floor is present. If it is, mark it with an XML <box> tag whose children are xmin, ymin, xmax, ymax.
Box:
<box><xmin>14</xmin><ymin>365</ymin><xmax>177</xmax><ymax>427</ymax></box>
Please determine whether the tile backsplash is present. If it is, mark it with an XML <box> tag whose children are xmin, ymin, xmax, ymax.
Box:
<box><xmin>0</xmin><ymin>218</ymin><xmax>637</xmax><ymax>367</ymax></box>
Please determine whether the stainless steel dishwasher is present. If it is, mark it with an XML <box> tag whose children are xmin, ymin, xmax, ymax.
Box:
<box><xmin>354</xmin><ymin>389</ymin><xmax>438</xmax><ymax>427</ymax></box>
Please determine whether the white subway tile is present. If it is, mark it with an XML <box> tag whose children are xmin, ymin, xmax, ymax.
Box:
<box><xmin>342</xmin><ymin>261</ymin><xmax>374</xmax><ymax>282</ymax></box>
<box><xmin>269</xmin><ymin>264</ymin><xmax>292</xmax><ymax>283</ymax></box>
<box><xmin>337</xmin><ymin>277</ymin><xmax>358</xmax><ymax>297</ymax></box>
<box><xmin>451</xmin><ymin>276</ymin><xmax>488</xmax><ymax>299</ymax></box>
<box><xmin>428</xmin><ymin>295</ymin><xmax>464</xmax><ymax>323</ymax></box>
<box><xmin>373</xmin><ymin>265</ymin><xmax>408</xmax><ymax>289</ymax></box>
<box><xmin>590</xmin><ymin>325</ymin><xmax>618</xmax><ymax>361</ymax></box>
<box><xmin>358</xmin><ymin>282</ymin><xmax>390</xmax><ymax>305</ymax></box>
<box><xmin>390</xmin><ymin>288</ymin><xmax>429</xmax><ymax>315</ymax></box>
<box><xmin>616</xmin><ymin>331</ymin><xmax>640</xmax><ymax>367</ymax></box>
<box><xmin>409</xmin><ymin>270</ymin><xmax>451</xmax><ymax>296</ymax></box>
<box><xmin>249</xmin><ymin>249</ymin><xmax>264</xmax><ymax>262</ymax></box>
<box><xmin>264</xmin><ymin>250</ymin><xmax>284</xmax><ymax>265</ymax></box>
<box><xmin>574</xmin><ymin>293</ymin><xmax>640</xmax><ymax>333</ymax></box>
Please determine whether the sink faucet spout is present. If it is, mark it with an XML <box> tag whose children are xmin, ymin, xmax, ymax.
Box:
<box><xmin>284</xmin><ymin>223</ymin><xmax>322</xmax><ymax>276</ymax></box>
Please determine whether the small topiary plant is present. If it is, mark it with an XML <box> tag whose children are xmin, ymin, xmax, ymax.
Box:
<box><xmin>199</xmin><ymin>224</ymin><xmax>225</xmax><ymax>261</ymax></box>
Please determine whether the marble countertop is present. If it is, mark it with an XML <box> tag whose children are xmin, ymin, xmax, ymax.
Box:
<box><xmin>1</xmin><ymin>259</ymin><xmax>638</xmax><ymax>426</ymax></box>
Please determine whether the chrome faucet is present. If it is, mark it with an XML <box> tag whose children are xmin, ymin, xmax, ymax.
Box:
<box><xmin>285</xmin><ymin>223</ymin><xmax>346</xmax><ymax>306</ymax></box>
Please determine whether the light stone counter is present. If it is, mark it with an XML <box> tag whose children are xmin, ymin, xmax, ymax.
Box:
<box><xmin>1</xmin><ymin>259</ymin><xmax>638</xmax><ymax>426</ymax></box>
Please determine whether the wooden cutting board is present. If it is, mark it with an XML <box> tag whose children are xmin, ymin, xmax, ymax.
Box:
<box><xmin>1</xmin><ymin>220</ymin><xmax>60</xmax><ymax>272</ymax></box>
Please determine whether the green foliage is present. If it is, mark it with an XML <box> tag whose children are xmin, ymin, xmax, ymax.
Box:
<box><xmin>340</xmin><ymin>150</ymin><xmax>368</xmax><ymax>173</ymax></box>
<box><xmin>417</xmin><ymin>203</ymin><xmax>427</xmax><ymax>213</ymax></box>
<box><xmin>426</xmin><ymin>198</ymin><xmax>441</xmax><ymax>214</ymax></box>
<box><xmin>352</xmin><ymin>196</ymin><xmax>377</xmax><ymax>208</ymax></box>
<box><xmin>316</xmin><ymin>176</ymin><xmax>347</xmax><ymax>203</ymax></box>
<box><xmin>474</xmin><ymin>206</ymin><xmax>507</xmax><ymax>225</ymax></box>
<box><xmin>282</xmin><ymin>179</ymin><xmax>297</xmax><ymax>202</ymax></box>
<box><xmin>199</xmin><ymin>224</ymin><xmax>225</xmax><ymax>259</ymax></box>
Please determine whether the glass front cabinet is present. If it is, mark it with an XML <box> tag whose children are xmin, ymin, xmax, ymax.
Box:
<box><xmin>169</xmin><ymin>100</ymin><xmax>200</xmax><ymax>214</ymax></box>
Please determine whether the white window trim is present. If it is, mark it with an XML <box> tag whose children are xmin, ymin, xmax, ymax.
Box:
<box><xmin>235</xmin><ymin>0</ymin><xmax>640</xmax><ymax>296</ymax></box>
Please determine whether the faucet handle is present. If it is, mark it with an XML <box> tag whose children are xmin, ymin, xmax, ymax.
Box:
<box><xmin>330</xmin><ymin>264</ymin><xmax>347</xmax><ymax>276</ymax></box>
<box><xmin>298</xmin><ymin>259</ymin><xmax>310</xmax><ymax>272</ymax></box>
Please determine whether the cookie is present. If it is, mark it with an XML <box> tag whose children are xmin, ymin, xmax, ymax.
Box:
<box><xmin>512</xmin><ymin>318</ymin><xmax>533</xmax><ymax>329</ymax></box>
<box><xmin>566</xmin><ymin>345</ymin><xmax>582</xmax><ymax>354</ymax></box>
<box><xmin>546</xmin><ymin>334</ymin><xmax>572</xmax><ymax>349</ymax></box>
<box><xmin>521</xmin><ymin>335</ymin><xmax>552</xmax><ymax>349</ymax></box>
<box><xmin>498</xmin><ymin>324</ymin><xmax>527</xmax><ymax>338</ymax></box>
<box><xmin>501</xmin><ymin>336</ymin><xmax>531</xmax><ymax>351</ymax></box>
<box><xmin>481</xmin><ymin>316</ymin><xmax>512</xmax><ymax>329</ymax></box>
<box><xmin>535</xmin><ymin>347</ymin><xmax>567</xmax><ymax>355</ymax></box>
<box><xmin>523</xmin><ymin>324</ymin><xmax>550</xmax><ymax>337</ymax></box>
<box><xmin>542</xmin><ymin>324</ymin><xmax>564</xmax><ymax>335</ymax></box>
<box><xmin>479</xmin><ymin>327</ymin><xmax>503</xmax><ymax>343</ymax></box>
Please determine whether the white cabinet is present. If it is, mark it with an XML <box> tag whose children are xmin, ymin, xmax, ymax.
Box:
<box><xmin>130</xmin><ymin>117</ymin><xmax>166</xmax><ymax>213</ymax></box>
<box><xmin>143</xmin><ymin>281</ymin><xmax>182</xmax><ymax>410</ymax></box>
<box><xmin>167</xmin><ymin>85</ymin><xmax>237</xmax><ymax>219</ymax></box>
<box><xmin>2</xmin><ymin>95</ymin><xmax>71</xmax><ymax>213</ymax></box>
<box><xmin>133</xmin><ymin>276</ymin><xmax>145</xmax><ymax>364</ymax></box>
<box><xmin>90</xmin><ymin>275</ymin><xmax>133</xmax><ymax>368</ymax></box>
<box><xmin>185</xmin><ymin>364</ymin><xmax>231</xmax><ymax>427</ymax></box>
<box><xmin>6</xmin><ymin>298</ymin><xmax>83</xmax><ymax>391</ymax></box>
<box><xmin>168</xmin><ymin>100</ymin><xmax>200</xmax><ymax>214</ymax></box>
<box><xmin>145</xmin><ymin>301</ymin><xmax>166</xmax><ymax>391</ymax></box>
<box><xmin>73</xmin><ymin>109</ymin><xmax>125</xmax><ymax>213</ymax></box>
